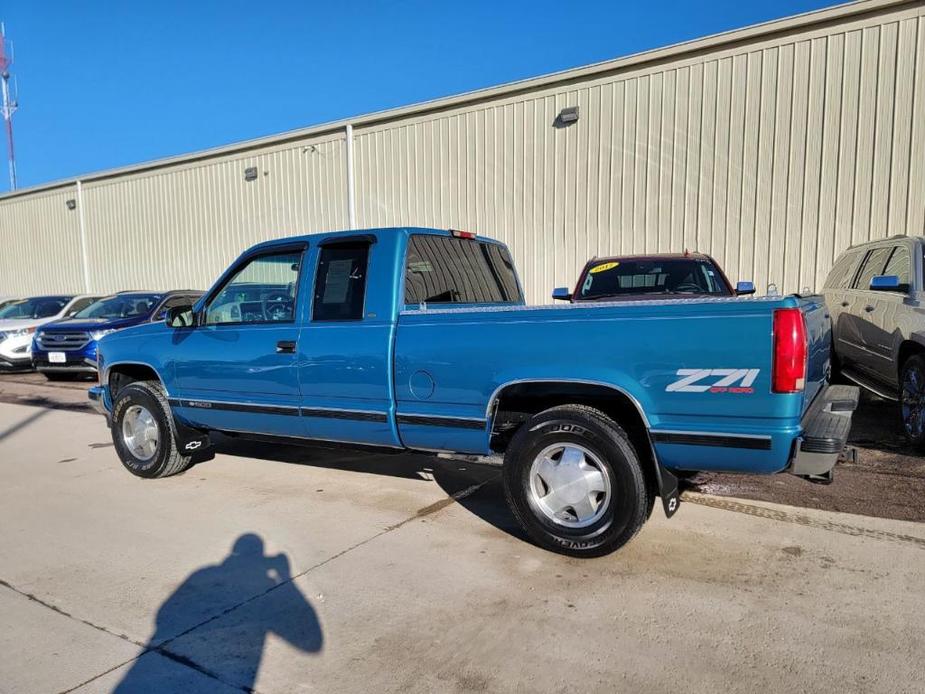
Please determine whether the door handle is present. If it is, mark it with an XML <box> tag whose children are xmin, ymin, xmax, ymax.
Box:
<box><xmin>864</xmin><ymin>305</ymin><xmax>875</xmax><ymax>313</ymax></box>
<box><xmin>276</xmin><ymin>340</ymin><xmax>297</xmax><ymax>354</ymax></box>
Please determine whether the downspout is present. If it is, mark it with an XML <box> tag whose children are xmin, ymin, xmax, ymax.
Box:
<box><xmin>345</xmin><ymin>123</ymin><xmax>356</xmax><ymax>230</ymax></box>
<box><xmin>76</xmin><ymin>180</ymin><xmax>91</xmax><ymax>293</ymax></box>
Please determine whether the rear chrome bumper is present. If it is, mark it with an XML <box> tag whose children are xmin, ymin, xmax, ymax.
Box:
<box><xmin>788</xmin><ymin>384</ymin><xmax>860</xmax><ymax>479</ymax></box>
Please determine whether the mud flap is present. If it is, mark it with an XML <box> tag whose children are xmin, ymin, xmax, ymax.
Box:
<box><xmin>172</xmin><ymin>412</ymin><xmax>215</xmax><ymax>462</ymax></box>
<box><xmin>647</xmin><ymin>433</ymin><xmax>680</xmax><ymax>518</ymax></box>
<box><xmin>655</xmin><ymin>463</ymin><xmax>681</xmax><ymax>517</ymax></box>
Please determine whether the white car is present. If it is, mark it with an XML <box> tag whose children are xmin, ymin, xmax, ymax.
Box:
<box><xmin>0</xmin><ymin>295</ymin><xmax>100</xmax><ymax>371</ymax></box>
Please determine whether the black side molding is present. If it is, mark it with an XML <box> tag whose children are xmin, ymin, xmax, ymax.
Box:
<box><xmin>301</xmin><ymin>408</ymin><xmax>388</xmax><ymax>423</ymax></box>
<box><xmin>651</xmin><ymin>431</ymin><xmax>772</xmax><ymax>450</ymax></box>
<box><xmin>168</xmin><ymin>399</ymin><xmax>300</xmax><ymax>417</ymax></box>
<box><xmin>396</xmin><ymin>414</ymin><xmax>486</xmax><ymax>430</ymax></box>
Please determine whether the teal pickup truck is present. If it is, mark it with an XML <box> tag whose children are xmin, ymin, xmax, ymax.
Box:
<box><xmin>89</xmin><ymin>227</ymin><xmax>858</xmax><ymax>557</ymax></box>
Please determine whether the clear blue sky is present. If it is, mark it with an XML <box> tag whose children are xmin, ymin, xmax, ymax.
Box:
<box><xmin>2</xmin><ymin>0</ymin><xmax>842</xmax><ymax>192</ymax></box>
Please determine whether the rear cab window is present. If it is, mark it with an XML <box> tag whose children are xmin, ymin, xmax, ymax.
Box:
<box><xmin>403</xmin><ymin>234</ymin><xmax>522</xmax><ymax>307</ymax></box>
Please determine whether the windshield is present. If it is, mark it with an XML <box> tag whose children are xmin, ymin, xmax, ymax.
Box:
<box><xmin>75</xmin><ymin>294</ymin><xmax>160</xmax><ymax>320</ymax></box>
<box><xmin>0</xmin><ymin>296</ymin><xmax>71</xmax><ymax>320</ymax></box>
<box><xmin>577</xmin><ymin>258</ymin><xmax>729</xmax><ymax>300</ymax></box>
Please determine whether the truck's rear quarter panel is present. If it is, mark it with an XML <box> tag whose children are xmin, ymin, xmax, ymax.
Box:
<box><xmin>396</xmin><ymin>296</ymin><xmax>821</xmax><ymax>473</ymax></box>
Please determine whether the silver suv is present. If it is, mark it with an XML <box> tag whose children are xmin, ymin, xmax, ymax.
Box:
<box><xmin>823</xmin><ymin>235</ymin><xmax>925</xmax><ymax>446</ymax></box>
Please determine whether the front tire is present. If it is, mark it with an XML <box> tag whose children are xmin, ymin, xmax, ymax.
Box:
<box><xmin>502</xmin><ymin>404</ymin><xmax>651</xmax><ymax>558</ymax></box>
<box><xmin>110</xmin><ymin>380</ymin><xmax>193</xmax><ymax>478</ymax></box>
<box><xmin>900</xmin><ymin>354</ymin><xmax>925</xmax><ymax>450</ymax></box>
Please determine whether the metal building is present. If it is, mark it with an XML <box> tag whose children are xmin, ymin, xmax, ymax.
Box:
<box><xmin>1</xmin><ymin>0</ymin><xmax>923</xmax><ymax>304</ymax></box>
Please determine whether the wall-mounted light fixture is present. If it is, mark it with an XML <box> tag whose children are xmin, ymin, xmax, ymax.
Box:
<box><xmin>66</xmin><ymin>199</ymin><xmax>77</xmax><ymax>210</ymax></box>
<box><xmin>555</xmin><ymin>106</ymin><xmax>580</xmax><ymax>127</ymax></box>
<box><xmin>244</xmin><ymin>166</ymin><xmax>258</xmax><ymax>182</ymax></box>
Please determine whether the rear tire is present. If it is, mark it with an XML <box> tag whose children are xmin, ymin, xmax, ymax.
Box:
<box><xmin>899</xmin><ymin>354</ymin><xmax>925</xmax><ymax>450</ymax></box>
<box><xmin>502</xmin><ymin>404</ymin><xmax>651</xmax><ymax>558</ymax></box>
<box><xmin>110</xmin><ymin>379</ymin><xmax>193</xmax><ymax>478</ymax></box>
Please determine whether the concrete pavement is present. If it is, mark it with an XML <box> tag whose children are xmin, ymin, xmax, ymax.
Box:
<box><xmin>1</xmin><ymin>401</ymin><xmax>923</xmax><ymax>693</ymax></box>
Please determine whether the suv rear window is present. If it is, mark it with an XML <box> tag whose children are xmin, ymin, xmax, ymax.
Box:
<box><xmin>404</xmin><ymin>235</ymin><xmax>521</xmax><ymax>305</ymax></box>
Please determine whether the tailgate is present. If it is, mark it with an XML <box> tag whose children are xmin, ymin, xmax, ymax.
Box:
<box><xmin>798</xmin><ymin>295</ymin><xmax>832</xmax><ymax>415</ymax></box>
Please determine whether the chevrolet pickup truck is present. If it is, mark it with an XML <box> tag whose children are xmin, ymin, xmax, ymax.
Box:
<box><xmin>89</xmin><ymin>227</ymin><xmax>858</xmax><ymax>557</ymax></box>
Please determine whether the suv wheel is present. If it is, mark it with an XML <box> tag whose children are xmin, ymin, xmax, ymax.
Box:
<box><xmin>502</xmin><ymin>404</ymin><xmax>651</xmax><ymax>558</ymax></box>
<box><xmin>900</xmin><ymin>354</ymin><xmax>925</xmax><ymax>449</ymax></box>
<box><xmin>110</xmin><ymin>380</ymin><xmax>193</xmax><ymax>478</ymax></box>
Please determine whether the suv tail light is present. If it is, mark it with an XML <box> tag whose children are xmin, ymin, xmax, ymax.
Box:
<box><xmin>772</xmin><ymin>308</ymin><xmax>807</xmax><ymax>393</ymax></box>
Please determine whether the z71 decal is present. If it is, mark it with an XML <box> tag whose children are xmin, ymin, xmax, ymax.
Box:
<box><xmin>666</xmin><ymin>368</ymin><xmax>760</xmax><ymax>394</ymax></box>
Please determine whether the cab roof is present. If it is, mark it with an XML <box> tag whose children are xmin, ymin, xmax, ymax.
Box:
<box><xmin>248</xmin><ymin>227</ymin><xmax>503</xmax><ymax>253</ymax></box>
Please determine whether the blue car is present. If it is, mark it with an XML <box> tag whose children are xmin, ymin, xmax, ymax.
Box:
<box><xmin>33</xmin><ymin>290</ymin><xmax>201</xmax><ymax>380</ymax></box>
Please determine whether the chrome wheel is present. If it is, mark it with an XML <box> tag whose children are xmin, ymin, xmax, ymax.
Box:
<box><xmin>528</xmin><ymin>443</ymin><xmax>611</xmax><ymax>528</ymax></box>
<box><xmin>121</xmin><ymin>404</ymin><xmax>159</xmax><ymax>461</ymax></box>
<box><xmin>901</xmin><ymin>363</ymin><xmax>925</xmax><ymax>438</ymax></box>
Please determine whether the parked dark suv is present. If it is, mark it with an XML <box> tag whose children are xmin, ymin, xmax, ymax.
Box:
<box><xmin>33</xmin><ymin>290</ymin><xmax>201</xmax><ymax>380</ymax></box>
<box><xmin>822</xmin><ymin>235</ymin><xmax>925</xmax><ymax>446</ymax></box>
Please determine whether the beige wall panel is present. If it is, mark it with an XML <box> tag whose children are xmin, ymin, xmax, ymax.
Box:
<box><xmin>352</xmin><ymin>2</ymin><xmax>924</xmax><ymax>302</ymax></box>
<box><xmin>0</xmin><ymin>187</ymin><xmax>85</xmax><ymax>295</ymax></box>
<box><xmin>905</xmin><ymin>16</ymin><xmax>925</xmax><ymax>236</ymax></box>
<box><xmin>81</xmin><ymin>137</ymin><xmax>347</xmax><ymax>294</ymax></box>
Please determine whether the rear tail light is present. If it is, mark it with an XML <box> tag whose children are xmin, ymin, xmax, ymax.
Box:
<box><xmin>772</xmin><ymin>308</ymin><xmax>807</xmax><ymax>393</ymax></box>
<box><xmin>450</xmin><ymin>229</ymin><xmax>476</xmax><ymax>239</ymax></box>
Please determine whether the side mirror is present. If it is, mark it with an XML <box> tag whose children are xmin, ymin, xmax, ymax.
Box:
<box><xmin>552</xmin><ymin>287</ymin><xmax>572</xmax><ymax>301</ymax></box>
<box><xmin>870</xmin><ymin>275</ymin><xmax>904</xmax><ymax>292</ymax></box>
<box><xmin>166</xmin><ymin>305</ymin><xmax>195</xmax><ymax>328</ymax></box>
<box><xmin>735</xmin><ymin>281</ymin><xmax>756</xmax><ymax>296</ymax></box>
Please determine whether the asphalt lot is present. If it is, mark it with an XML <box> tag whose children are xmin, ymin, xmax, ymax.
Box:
<box><xmin>1</xmin><ymin>374</ymin><xmax>924</xmax><ymax>693</ymax></box>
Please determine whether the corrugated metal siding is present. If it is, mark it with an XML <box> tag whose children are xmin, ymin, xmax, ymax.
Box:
<box><xmin>354</xmin><ymin>3</ymin><xmax>925</xmax><ymax>302</ymax></box>
<box><xmin>0</xmin><ymin>186</ymin><xmax>85</xmax><ymax>294</ymax></box>
<box><xmin>80</xmin><ymin>135</ymin><xmax>348</xmax><ymax>294</ymax></box>
<box><xmin>0</xmin><ymin>1</ymin><xmax>923</xmax><ymax>303</ymax></box>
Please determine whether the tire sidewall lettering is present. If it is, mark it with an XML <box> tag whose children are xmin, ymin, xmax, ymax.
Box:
<box><xmin>515</xmin><ymin>416</ymin><xmax>633</xmax><ymax>546</ymax></box>
<box><xmin>112</xmin><ymin>385</ymin><xmax>166</xmax><ymax>474</ymax></box>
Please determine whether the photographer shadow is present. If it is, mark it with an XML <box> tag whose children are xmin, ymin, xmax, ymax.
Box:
<box><xmin>115</xmin><ymin>533</ymin><xmax>321</xmax><ymax>693</ymax></box>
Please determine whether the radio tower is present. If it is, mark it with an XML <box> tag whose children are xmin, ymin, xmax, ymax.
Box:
<box><xmin>0</xmin><ymin>23</ymin><xmax>18</xmax><ymax>190</ymax></box>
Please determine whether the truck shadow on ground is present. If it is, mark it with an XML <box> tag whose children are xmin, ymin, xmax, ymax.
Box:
<box><xmin>209</xmin><ymin>434</ymin><xmax>529</xmax><ymax>544</ymax></box>
<box><xmin>114</xmin><ymin>532</ymin><xmax>322</xmax><ymax>693</ymax></box>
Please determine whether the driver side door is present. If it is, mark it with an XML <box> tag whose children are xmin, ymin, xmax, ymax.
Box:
<box><xmin>169</xmin><ymin>245</ymin><xmax>306</xmax><ymax>437</ymax></box>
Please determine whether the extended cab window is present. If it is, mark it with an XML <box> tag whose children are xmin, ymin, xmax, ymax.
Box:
<box><xmin>854</xmin><ymin>247</ymin><xmax>892</xmax><ymax>291</ymax></box>
<box><xmin>205</xmin><ymin>251</ymin><xmax>301</xmax><ymax>325</ymax></box>
<box><xmin>312</xmin><ymin>242</ymin><xmax>370</xmax><ymax>321</ymax></box>
<box><xmin>404</xmin><ymin>235</ymin><xmax>521</xmax><ymax>305</ymax></box>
